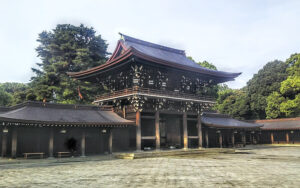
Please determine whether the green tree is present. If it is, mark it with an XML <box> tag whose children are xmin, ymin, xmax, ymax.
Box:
<box><xmin>246</xmin><ymin>60</ymin><xmax>288</xmax><ymax>119</ymax></box>
<box><xmin>266</xmin><ymin>92</ymin><xmax>285</xmax><ymax>119</ymax></box>
<box><xmin>278</xmin><ymin>54</ymin><xmax>300</xmax><ymax>117</ymax></box>
<box><xmin>215</xmin><ymin>89</ymin><xmax>251</xmax><ymax>120</ymax></box>
<box><xmin>28</xmin><ymin>24</ymin><xmax>108</xmax><ymax>104</ymax></box>
<box><xmin>0</xmin><ymin>82</ymin><xmax>28</xmax><ymax>105</ymax></box>
<box><xmin>0</xmin><ymin>88</ymin><xmax>13</xmax><ymax>106</ymax></box>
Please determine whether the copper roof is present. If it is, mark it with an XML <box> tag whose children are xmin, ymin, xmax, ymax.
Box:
<box><xmin>201</xmin><ymin>112</ymin><xmax>263</xmax><ymax>129</ymax></box>
<box><xmin>0</xmin><ymin>102</ymin><xmax>134</xmax><ymax>126</ymax></box>
<box><xmin>254</xmin><ymin>118</ymin><xmax>300</xmax><ymax>130</ymax></box>
<box><xmin>68</xmin><ymin>34</ymin><xmax>241</xmax><ymax>82</ymax></box>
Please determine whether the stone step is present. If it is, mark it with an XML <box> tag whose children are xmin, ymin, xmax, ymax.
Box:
<box><xmin>114</xmin><ymin>148</ymin><xmax>235</xmax><ymax>159</ymax></box>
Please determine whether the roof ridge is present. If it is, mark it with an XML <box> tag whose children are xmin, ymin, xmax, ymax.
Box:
<box><xmin>119</xmin><ymin>33</ymin><xmax>185</xmax><ymax>55</ymax></box>
<box><xmin>1</xmin><ymin>101</ymin><xmax>113</xmax><ymax>111</ymax></box>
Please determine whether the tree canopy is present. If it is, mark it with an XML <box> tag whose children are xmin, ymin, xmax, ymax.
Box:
<box><xmin>216</xmin><ymin>56</ymin><xmax>300</xmax><ymax>120</ymax></box>
<box><xmin>246</xmin><ymin>60</ymin><xmax>288</xmax><ymax>119</ymax></box>
<box><xmin>265</xmin><ymin>54</ymin><xmax>300</xmax><ymax>118</ymax></box>
<box><xmin>25</xmin><ymin>24</ymin><xmax>109</xmax><ymax>104</ymax></box>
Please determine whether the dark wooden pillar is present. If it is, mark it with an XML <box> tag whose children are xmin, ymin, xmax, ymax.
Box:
<box><xmin>122</xmin><ymin>106</ymin><xmax>126</xmax><ymax>119</ymax></box>
<box><xmin>242</xmin><ymin>132</ymin><xmax>246</xmax><ymax>146</ymax></box>
<box><xmin>218</xmin><ymin>131</ymin><xmax>223</xmax><ymax>148</ymax></box>
<box><xmin>205</xmin><ymin>129</ymin><xmax>209</xmax><ymax>148</ymax></box>
<box><xmin>250</xmin><ymin>133</ymin><xmax>253</xmax><ymax>144</ymax></box>
<box><xmin>270</xmin><ymin>132</ymin><xmax>274</xmax><ymax>144</ymax></box>
<box><xmin>81</xmin><ymin>131</ymin><xmax>86</xmax><ymax>157</ymax></box>
<box><xmin>48</xmin><ymin>127</ymin><xmax>54</xmax><ymax>158</ymax></box>
<box><xmin>11</xmin><ymin>128</ymin><xmax>17</xmax><ymax>158</ymax></box>
<box><xmin>1</xmin><ymin>131</ymin><xmax>7</xmax><ymax>157</ymax></box>
<box><xmin>108</xmin><ymin>128</ymin><xmax>113</xmax><ymax>154</ymax></box>
<box><xmin>136</xmin><ymin>111</ymin><xmax>141</xmax><ymax>151</ymax></box>
<box><xmin>231</xmin><ymin>132</ymin><xmax>235</xmax><ymax>147</ymax></box>
<box><xmin>183</xmin><ymin>112</ymin><xmax>188</xmax><ymax>149</ymax></box>
<box><xmin>155</xmin><ymin>111</ymin><xmax>160</xmax><ymax>150</ymax></box>
<box><xmin>197</xmin><ymin>114</ymin><xmax>203</xmax><ymax>148</ymax></box>
<box><xmin>286</xmin><ymin>132</ymin><xmax>289</xmax><ymax>144</ymax></box>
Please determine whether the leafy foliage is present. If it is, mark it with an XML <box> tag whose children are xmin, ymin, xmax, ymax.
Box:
<box><xmin>246</xmin><ymin>60</ymin><xmax>288</xmax><ymax>119</ymax></box>
<box><xmin>277</xmin><ymin>54</ymin><xmax>300</xmax><ymax>117</ymax></box>
<box><xmin>266</xmin><ymin>92</ymin><xmax>285</xmax><ymax>119</ymax></box>
<box><xmin>25</xmin><ymin>24</ymin><xmax>109</xmax><ymax>104</ymax></box>
<box><xmin>215</xmin><ymin>89</ymin><xmax>251</xmax><ymax>120</ymax></box>
<box><xmin>0</xmin><ymin>82</ymin><xmax>28</xmax><ymax>105</ymax></box>
<box><xmin>0</xmin><ymin>88</ymin><xmax>12</xmax><ymax>106</ymax></box>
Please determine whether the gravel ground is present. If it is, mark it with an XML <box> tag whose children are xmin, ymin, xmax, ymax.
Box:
<box><xmin>0</xmin><ymin>145</ymin><xmax>300</xmax><ymax>188</ymax></box>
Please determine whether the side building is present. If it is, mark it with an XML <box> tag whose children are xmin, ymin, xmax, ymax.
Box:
<box><xmin>0</xmin><ymin>102</ymin><xmax>134</xmax><ymax>158</ymax></box>
<box><xmin>254</xmin><ymin>117</ymin><xmax>300</xmax><ymax>144</ymax></box>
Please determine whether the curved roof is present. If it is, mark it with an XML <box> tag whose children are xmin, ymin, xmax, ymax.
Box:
<box><xmin>68</xmin><ymin>34</ymin><xmax>241</xmax><ymax>82</ymax></box>
<box><xmin>0</xmin><ymin>102</ymin><xmax>134</xmax><ymax>126</ymax></box>
<box><xmin>254</xmin><ymin>118</ymin><xmax>300</xmax><ymax>130</ymax></box>
<box><xmin>201</xmin><ymin>112</ymin><xmax>263</xmax><ymax>129</ymax></box>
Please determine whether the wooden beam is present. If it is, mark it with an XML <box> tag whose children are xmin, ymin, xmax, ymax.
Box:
<box><xmin>81</xmin><ymin>130</ymin><xmax>86</xmax><ymax>157</ymax></box>
<box><xmin>188</xmin><ymin>136</ymin><xmax>199</xmax><ymax>139</ymax></box>
<box><xmin>219</xmin><ymin>131</ymin><xmax>223</xmax><ymax>148</ymax></box>
<box><xmin>1</xmin><ymin>132</ymin><xmax>7</xmax><ymax>157</ymax></box>
<box><xmin>136</xmin><ymin>111</ymin><xmax>141</xmax><ymax>151</ymax></box>
<box><xmin>183</xmin><ymin>112</ymin><xmax>188</xmax><ymax>149</ymax></box>
<box><xmin>155</xmin><ymin>111</ymin><xmax>160</xmax><ymax>149</ymax></box>
<box><xmin>242</xmin><ymin>132</ymin><xmax>246</xmax><ymax>146</ymax></box>
<box><xmin>286</xmin><ymin>132</ymin><xmax>289</xmax><ymax>144</ymax></box>
<box><xmin>109</xmin><ymin>129</ymin><xmax>113</xmax><ymax>154</ymax></box>
<box><xmin>141</xmin><ymin>136</ymin><xmax>156</xmax><ymax>140</ymax></box>
<box><xmin>197</xmin><ymin>114</ymin><xmax>203</xmax><ymax>148</ymax></box>
<box><xmin>48</xmin><ymin>127</ymin><xmax>54</xmax><ymax>158</ymax></box>
<box><xmin>231</xmin><ymin>132</ymin><xmax>235</xmax><ymax>147</ymax></box>
<box><xmin>205</xmin><ymin>130</ymin><xmax>209</xmax><ymax>148</ymax></box>
<box><xmin>122</xmin><ymin>106</ymin><xmax>126</xmax><ymax>119</ymax></box>
<box><xmin>11</xmin><ymin>128</ymin><xmax>17</xmax><ymax>158</ymax></box>
<box><xmin>270</xmin><ymin>132</ymin><xmax>274</xmax><ymax>144</ymax></box>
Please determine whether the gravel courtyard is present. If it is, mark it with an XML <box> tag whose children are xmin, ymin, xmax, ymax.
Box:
<box><xmin>1</xmin><ymin>145</ymin><xmax>300</xmax><ymax>187</ymax></box>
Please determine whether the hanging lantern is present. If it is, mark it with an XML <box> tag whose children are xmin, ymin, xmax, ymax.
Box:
<box><xmin>60</xmin><ymin>129</ymin><xmax>67</xmax><ymax>134</ymax></box>
<box><xmin>3</xmin><ymin>128</ymin><xmax>8</xmax><ymax>133</ymax></box>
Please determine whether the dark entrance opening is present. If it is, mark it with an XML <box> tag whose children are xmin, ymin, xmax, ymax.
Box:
<box><xmin>160</xmin><ymin>114</ymin><xmax>182</xmax><ymax>149</ymax></box>
<box><xmin>65</xmin><ymin>137</ymin><xmax>78</xmax><ymax>155</ymax></box>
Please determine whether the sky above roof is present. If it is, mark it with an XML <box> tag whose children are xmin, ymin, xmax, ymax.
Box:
<box><xmin>0</xmin><ymin>0</ymin><xmax>299</xmax><ymax>89</ymax></box>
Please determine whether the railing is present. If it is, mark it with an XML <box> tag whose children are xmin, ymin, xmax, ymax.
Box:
<box><xmin>94</xmin><ymin>87</ymin><xmax>216</xmax><ymax>103</ymax></box>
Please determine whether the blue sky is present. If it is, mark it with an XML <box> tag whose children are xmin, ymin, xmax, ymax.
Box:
<box><xmin>0</xmin><ymin>0</ymin><xmax>299</xmax><ymax>88</ymax></box>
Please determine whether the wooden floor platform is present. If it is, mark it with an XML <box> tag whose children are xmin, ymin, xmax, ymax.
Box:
<box><xmin>114</xmin><ymin>148</ymin><xmax>235</xmax><ymax>159</ymax></box>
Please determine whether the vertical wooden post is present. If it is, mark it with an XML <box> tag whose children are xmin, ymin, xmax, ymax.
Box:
<box><xmin>155</xmin><ymin>111</ymin><xmax>160</xmax><ymax>150</ymax></box>
<box><xmin>197</xmin><ymin>114</ymin><xmax>203</xmax><ymax>148</ymax></box>
<box><xmin>270</xmin><ymin>132</ymin><xmax>274</xmax><ymax>144</ymax></box>
<box><xmin>48</xmin><ymin>127</ymin><xmax>54</xmax><ymax>158</ymax></box>
<box><xmin>108</xmin><ymin>128</ymin><xmax>113</xmax><ymax>154</ymax></box>
<box><xmin>231</xmin><ymin>132</ymin><xmax>235</xmax><ymax>147</ymax></box>
<box><xmin>205</xmin><ymin>129</ymin><xmax>209</xmax><ymax>148</ymax></box>
<box><xmin>256</xmin><ymin>134</ymin><xmax>260</xmax><ymax>144</ymax></box>
<box><xmin>136</xmin><ymin>111</ymin><xmax>141</xmax><ymax>151</ymax></box>
<box><xmin>250</xmin><ymin>133</ymin><xmax>253</xmax><ymax>144</ymax></box>
<box><xmin>183</xmin><ymin>112</ymin><xmax>188</xmax><ymax>149</ymax></box>
<box><xmin>122</xmin><ymin>106</ymin><xmax>126</xmax><ymax>119</ymax></box>
<box><xmin>286</xmin><ymin>132</ymin><xmax>289</xmax><ymax>144</ymax></box>
<box><xmin>219</xmin><ymin>131</ymin><xmax>223</xmax><ymax>148</ymax></box>
<box><xmin>1</xmin><ymin>132</ymin><xmax>7</xmax><ymax>157</ymax></box>
<box><xmin>242</xmin><ymin>132</ymin><xmax>246</xmax><ymax>146</ymax></box>
<box><xmin>11</xmin><ymin>128</ymin><xmax>17</xmax><ymax>158</ymax></box>
<box><xmin>81</xmin><ymin>130</ymin><xmax>86</xmax><ymax>157</ymax></box>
